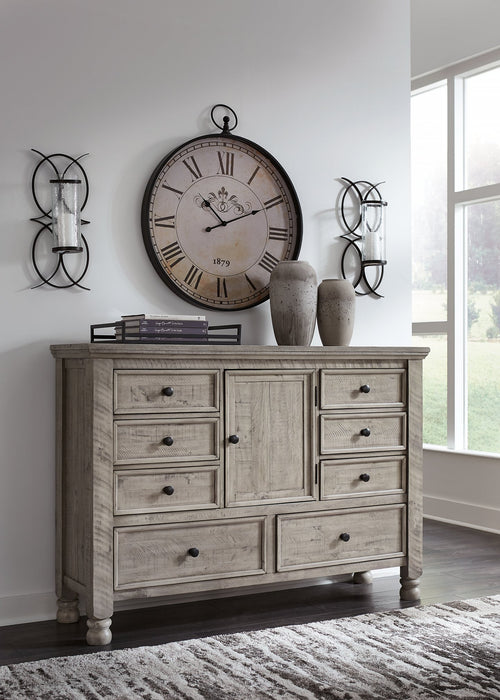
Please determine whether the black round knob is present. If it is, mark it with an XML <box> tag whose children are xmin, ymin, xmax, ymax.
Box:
<box><xmin>360</xmin><ymin>427</ymin><xmax>371</xmax><ymax>437</ymax></box>
<box><xmin>228</xmin><ymin>434</ymin><xmax>240</xmax><ymax>444</ymax></box>
<box><xmin>360</xmin><ymin>384</ymin><xmax>371</xmax><ymax>394</ymax></box>
<box><xmin>359</xmin><ymin>473</ymin><xmax>371</xmax><ymax>482</ymax></box>
<box><xmin>162</xmin><ymin>485</ymin><xmax>174</xmax><ymax>495</ymax></box>
<box><xmin>188</xmin><ymin>547</ymin><xmax>199</xmax><ymax>558</ymax></box>
<box><xmin>162</xmin><ymin>387</ymin><xmax>174</xmax><ymax>396</ymax></box>
<box><xmin>340</xmin><ymin>533</ymin><xmax>351</xmax><ymax>542</ymax></box>
<box><xmin>162</xmin><ymin>436</ymin><xmax>174</xmax><ymax>446</ymax></box>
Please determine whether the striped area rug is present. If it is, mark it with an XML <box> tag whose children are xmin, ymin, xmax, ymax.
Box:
<box><xmin>1</xmin><ymin>595</ymin><xmax>499</xmax><ymax>699</ymax></box>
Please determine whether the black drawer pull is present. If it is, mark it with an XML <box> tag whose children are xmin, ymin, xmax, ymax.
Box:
<box><xmin>360</xmin><ymin>427</ymin><xmax>371</xmax><ymax>437</ymax></box>
<box><xmin>162</xmin><ymin>436</ymin><xmax>174</xmax><ymax>446</ymax></box>
<box><xmin>188</xmin><ymin>547</ymin><xmax>200</xmax><ymax>558</ymax></box>
<box><xmin>162</xmin><ymin>387</ymin><xmax>174</xmax><ymax>396</ymax></box>
<box><xmin>162</xmin><ymin>485</ymin><xmax>175</xmax><ymax>495</ymax></box>
<box><xmin>360</xmin><ymin>384</ymin><xmax>371</xmax><ymax>394</ymax></box>
<box><xmin>228</xmin><ymin>434</ymin><xmax>240</xmax><ymax>444</ymax></box>
<box><xmin>359</xmin><ymin>473</ymin><xmax>371</xmax><ymax>482</ymax></box>
<box><xmin>339</xmin><ymin>533</ymin><xmax>351</xmax><ymax>542</ymax></box>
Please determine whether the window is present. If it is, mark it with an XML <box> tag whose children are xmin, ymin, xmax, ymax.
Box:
<box><xmin>411</xmin><ymin>52</ymin><xmax>500</xmax><ymax>456</ymax></box>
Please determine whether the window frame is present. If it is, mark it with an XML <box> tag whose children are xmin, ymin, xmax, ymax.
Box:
<box><xmin>412</xmin><ymin>48</ymin><xmax>500</xmax><ymax>456</ymax></box>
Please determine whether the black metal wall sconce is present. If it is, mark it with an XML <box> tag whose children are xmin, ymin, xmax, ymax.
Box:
<box><xmin>339</xmin><ymin>177</ymin><xmax>387</xmax><ymax>298</ymax></box>
<box><xmin>30</xmin><ymin>149</ymin><xmax>90</xmax><ymax>289</ymax></box>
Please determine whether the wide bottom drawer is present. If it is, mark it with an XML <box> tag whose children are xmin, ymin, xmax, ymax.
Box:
<box><xmin>277</xmin><ymin>505</ymin><xmax>405</xmax><ymax>572</ymax></box>
<box><xmin>114</xmin><ymin>516</ymin><xmax>266</xmax><ymax>590</ymax></box>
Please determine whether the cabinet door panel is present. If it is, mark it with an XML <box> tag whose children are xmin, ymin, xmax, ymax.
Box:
<box><xmin>225</xmin><ymin>371</ymin><xmax>314</xmax><ymax>505</ymax></box>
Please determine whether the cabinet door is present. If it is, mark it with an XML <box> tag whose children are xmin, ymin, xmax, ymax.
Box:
<box><xmin>225</xmin><ymin>371</ymin><xmax>314</xmax><ymax>506</ymax></box>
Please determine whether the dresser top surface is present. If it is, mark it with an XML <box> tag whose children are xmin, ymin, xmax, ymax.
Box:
<box><xmin>50</xmin><ymin>343</ymin><xmax>430</xmax><ymax>361</ymax></box>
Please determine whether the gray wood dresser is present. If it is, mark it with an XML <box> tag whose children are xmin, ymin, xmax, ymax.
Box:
<box><xmin>50</xmin><ymin>343</ymin><xmax>429</xmax><ymax>645</ymax></box>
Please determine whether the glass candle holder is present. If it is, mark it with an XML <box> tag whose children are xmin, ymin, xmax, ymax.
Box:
<box><xmin>361</xmin><ymin>200</ymin><xmax>387</xmax><ymax>263</ymax></box>
<box><xmin>50</xmin><ymin>178</ymin><xmax>83</xmax><ymax>252</ymax></box>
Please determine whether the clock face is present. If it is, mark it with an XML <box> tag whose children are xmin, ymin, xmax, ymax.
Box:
<box><xmin>141</xmin><ymin>134</ymin><xmax>302</xmax><ymax>310</ymax></box>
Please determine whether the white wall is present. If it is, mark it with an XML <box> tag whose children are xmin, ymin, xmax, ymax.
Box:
<box><xmin>0</xmin><ymin>0</ymin><xmax>411</xmax><ymax>625</ymax></box>
<box><xmin>411</xmin><ymin>0</ymin><xmax>500</xmax><ymax>534</ymax></box>
<box><xmin>411</xmin><ymin>0</ymin><xmax>500</xmax><ymax>76</ymax></box>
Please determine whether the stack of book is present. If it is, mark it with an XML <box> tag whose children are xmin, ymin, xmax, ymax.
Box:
<box><xmin>115</xmin><ymin>314</ymin><xmax>208</xmax><ymax>343</ymax></box>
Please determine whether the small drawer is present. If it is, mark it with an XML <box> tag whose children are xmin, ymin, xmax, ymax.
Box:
<box><xmin>114</xmin><ymin>370</ymin><xmax>219</xmax><ymax>414</ymax></box>
<box><xmin>114</xmin><ymin>467</ymin><xmax>219</xmax><ymax>514</ymax></box>
<box><xmin>277</xmin><ymin>505</ymin><xmax>405</xmax><ymax>572</ymax></box>
<box><xmin>114</xmin><ymin>517</ymin><xmax>266</xmax><ymax>589</ymax></box>
<box><xmin>114</xmin><ymin>417</ymin><xmax>219</xmax><ymax>465</ymax></box>
<box><xmin>320</xmin><ymin>413</ymin><xmax>406</xmax><ymax>454</ymax></box>
<box><xmin>320</xmin><ymin>369</ymin><xmax>405</xmax><ymax>409</ymax></box>
<box><xmin>320</xmin><ymin>456</ymin><xmax>406</xmax><ymax>500</ymax></box>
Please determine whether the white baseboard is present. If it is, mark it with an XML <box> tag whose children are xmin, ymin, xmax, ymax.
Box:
<box><xmin>424</xmin><ymin>495</ymin><xmax>500</xmax><ymax>534</ymax></box>
<box><xmin>0</xmin><ymin>591</ymin><xmax>57</xmax><ymax>627</ymax></box>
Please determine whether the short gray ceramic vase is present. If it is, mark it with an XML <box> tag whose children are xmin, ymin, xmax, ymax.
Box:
<box><xmin>269</xmin><ymin>261</ymin><xmax>317</xmax><ymax>345</ymax></box>
<box><xmin>317</xmin><ymin>278</ymin><xmax>356</xmax><ymax>346</ymax></box>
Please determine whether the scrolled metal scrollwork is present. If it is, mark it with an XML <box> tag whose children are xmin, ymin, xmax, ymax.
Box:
<box><xmin>339</xmin><ymin>177</ymin><xmax>386</xmax><ymax>298</ymax></box>
<box><xmin>30</xmin><ymin>149</ymin><xmax>90</xmax><ymax>290</ymax></box>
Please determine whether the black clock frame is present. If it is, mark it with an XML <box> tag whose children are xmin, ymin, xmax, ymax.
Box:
<box><xmin>141</xmin><ymin>110</ymin><xmax>303</xmax><ymax>311</ymax></box>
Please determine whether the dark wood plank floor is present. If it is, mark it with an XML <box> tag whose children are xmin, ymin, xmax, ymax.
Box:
<box><xmin>1</xmin><ymin>519</ymin><xmax>499</xmax><ymax>666</ymax></box>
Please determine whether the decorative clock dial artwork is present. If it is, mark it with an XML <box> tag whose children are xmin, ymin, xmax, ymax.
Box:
<box><xmin>141</xmin><ymin>105</ymin><xmax>302</xmax><ymax>310</ymax></box>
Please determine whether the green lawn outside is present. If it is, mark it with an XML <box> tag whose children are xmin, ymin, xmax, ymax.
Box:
<box><xmin>414</xmin><ymin>335</ymin><xmax>500</xmax><ymax>453</ymax></box>
<box><xmin>467</xmin><ymin>341</ymin><xmax>500</xmax><ymax>452</ymax></box>
<box><xmin>413</xmin><ymin>289</ymin><xmax>498</xmax><ymax>338</ymax></box>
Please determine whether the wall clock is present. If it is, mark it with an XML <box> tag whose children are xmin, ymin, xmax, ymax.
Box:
<box><xmin>141</xmin><ymin>104</ymin><xmax>302</xmax><ymax>310</ymax></box>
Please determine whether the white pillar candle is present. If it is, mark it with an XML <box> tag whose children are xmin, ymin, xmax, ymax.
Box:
<box><xmin>361</xmin><ymin>201</ymin><xmax>386</xmax><ymax>262</ymax></box>
<box><xmin>51</xmin><ymin>179</ymin><xmax>82</xmax><ymax>251</ymax></box>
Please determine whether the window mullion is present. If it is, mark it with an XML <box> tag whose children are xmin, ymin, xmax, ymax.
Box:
<box><xmin>449</xmin><ymin>76</ymin><xmax>466</xmax><ymax>450</ymax></box>
<box><xmin>453</xmin><ymin>205</ymin><xmax>467</xmax><ymax>450</ymax></box>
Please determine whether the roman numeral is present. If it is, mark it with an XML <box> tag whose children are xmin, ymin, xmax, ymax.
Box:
<box><xmin>247</xmin><ymin>166</ymin><xmax>260</xmax><ymax>186</ymax></box>
<box><xmin>258</xmin><ymin>251</ymin><xmax>280</xmax><ymax>274</ymax></box>
<box><xmin>161</xmin><ymin>241</ymin><xmax>185</xmax><ymax>267</ymax></box>
<box><xmin>269</xmin><ymin>227</ymin><xmax>289</xmax><ymax>241</ymax></box>
<box><xmin>245</xmin><ymin>273</ymin><xmax>257</xmax><ymax>291</ymax></box>
<box><xmin>217</xmin><ymin>151</ymin><xmax>234</xmax><ymax>176</ymax></box>
<box><xmin>264</xmin><ymin>195</ymin><xmax>284</xmax><ymax>210</ymax></box>
<box><xmin>183</xmin><ymin>156</ymin><xmax>202</xmax><ymax>181</ymax></box>
<box><xmin>217</xmin><ymin>277</ymin><xmax>228</xmax><ymax>298</ymax></box>
<box><xmin>154</xmin><ymin>215</ymin><xmax>175</xmax><ymax>228</ymax></box>
<box><xmin>184</xmin><ymin>265</ymin><xmax>203</xmax><ymax>289</ymax></box>
<box><xmin>162</xmin><ymin>183</ymin><xmax>183</xmax><ymax>198</ymax></box>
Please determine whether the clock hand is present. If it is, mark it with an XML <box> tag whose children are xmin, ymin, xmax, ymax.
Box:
<box><xmin>199</xmin><ymin>194</ymin><xmax>226</xmax><ymax>225</ymax></box>
<box><xmin>205</xmin><ymin>208</ymin><xmax>263</xmax><ymax>232</ymax></box>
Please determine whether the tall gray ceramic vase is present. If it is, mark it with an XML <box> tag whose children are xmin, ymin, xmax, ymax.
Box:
<box><xmin>317</xmin><ymin>278</ymin><xmax>356</xmax><ymax>346</ymax></box>
<box><xmin>269</xmin><ymin>261</ymin><xmax>317</xmax><ymax>345</ymax></box>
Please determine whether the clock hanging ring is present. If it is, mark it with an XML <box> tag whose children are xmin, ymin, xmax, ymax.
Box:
<box><xmin>141</xmin><ymin>104</ymin><xmax>303</xmax><ymax>310</ymax></box>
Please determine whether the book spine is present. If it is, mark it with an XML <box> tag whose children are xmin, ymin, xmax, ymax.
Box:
<box><xmin>121</xmin><ymin>314</ymin><xmax>206</xmax><ymax>321</ymax></box>
<box><xmin>122</xmin><ymin>320</ymin><xmax>209</xmax><ymax>331</ymax></box>
<box><xmin>116</xmin><ymin>336</ymin><xmax>210</xmax><ymax>344</ymax></box>
<box><xmin>116</xmin><ymin>326</ymin><xmax>208</xmax><ymax>337</ymax></box>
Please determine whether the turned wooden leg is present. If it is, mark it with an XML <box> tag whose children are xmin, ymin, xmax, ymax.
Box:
<box><xmin>400</xmin><ymin>575</ymin><xmax>421</xmax><ymax>601</ymax></box>
<box><xmin>86</xmin><ymin>617</ymin><xmax>112</xmax><ymax>645</ymax></box>
<box><xmin>352</xmin><ymin>570</ymin><xmax>373</xmax><ymax>584</ymax></box>
<box><xmin>56</xmin><ymin>593</ymin><xmax>80</xmax><ymax>624</ymax></box>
